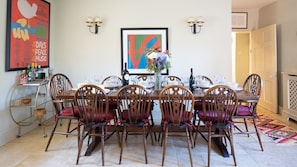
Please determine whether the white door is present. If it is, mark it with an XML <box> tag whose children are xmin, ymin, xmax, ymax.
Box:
<box><xmin>250</xmin><ymin>24</ymin><xmax>278</xmax><ymax>113</ymax></box>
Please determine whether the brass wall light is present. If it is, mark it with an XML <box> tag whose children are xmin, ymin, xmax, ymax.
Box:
<box><xmin>86</xmin><ymin>17</ymin><xmax>102</xmax><ymax>34</ymax></box>
<box><xmin>187</xmin><ymin>16</ymin><xmax>204</xmax><ymax>34</ymax></box>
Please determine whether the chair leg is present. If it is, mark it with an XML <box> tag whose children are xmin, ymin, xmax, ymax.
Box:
<box><xmin>207</xmin><ymin>126</ymin><xmax>211</xmax><ymax>167</ymax></box>
<box><xmin>101</xmin><ymin>126</ymin><xmax>105</xmax><ymax>166</ymax></box>
<box><xmin>149</xmin><ymin>111</ymin><xmax>158</xmax><ymax>142</ymax></box>
<box><xmin>192</xmin><ymin>109</ymin><xmax>197</xmax><ymax>126</ymax></box>
<box><xmin>116</xmin><ymin>127</ymin><xmax>121</xmax><ymax>147</ymax></box>
<box><xmin>45</xmin><ymin>118</ymin><xmax>59</xmax><ymax>151</ymax></box>
<box><xmin>76</xmin><ymin>125</ymin><xmax>83</xmax><ymax>165</ymax></box>
<box><xmin>149</xmin><ymin>110</ymin><xmax>155</xmax><ymax>126</ymax></box>
<box><xmin>143</xmin><ymin>126</ymin><xmax>148</xmax><ymax>164</ymax></box>
<box><xmin>252</xmin><ymin>119</ymin><xmax>264</xmax><ymax>151</ymax></box>
<box><xmin>188</xmin><ymin>127</ymin><xmax>194</xmax><ymax>149</ymax></box>
<box><xmin>186</xmin><ymin>127</ymin><xmax>193</xmax><ymax>167</ymax></box>
<box><xmin>149</xmin><ymin>126</ymin><xmax>155</xmax><ymax>146</ymax></box>
<box><xmin>66</xmin><ymin>119</ymin><xmax>72</xmax><ymax>138</ymax></box>
<box><xmin>119</xmin><ymin>125</ymin><xmax>126</xmax><ymax>164</ymax></box>
<box><xmin>243</xmin><ymin>118</ymin><xmax>250</xmax><ymax>137</ymax></box>
<box><xmin>158</xmin><ymin>130</ymin><xmax>163</xmax><ymax>146</ymax></box>
<box><xmin>116</xmin><ymin>126</ymin><xmax>121</xmax><ymax>148</ymax></box>
<box><xmin>228</xmin><ymin>126</ymin><xmax>237</xmax><ymax>166</ymax></box>
<box><xmin>194</xmin><ymin>119</ymin><xmax>203</xmax><ymax>147</ymax></box>
<box><xmin>161</xmin><ymin>126</ymin><xmax>168</xmax><ymax>166</ymax></box>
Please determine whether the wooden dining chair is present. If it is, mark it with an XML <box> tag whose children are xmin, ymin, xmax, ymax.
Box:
<box><xmin>45</xmin><ymin>73</ymin><xmax>79</xmax><ymax>152</ymax></box>
<box><xmin>233</xmin><ymin>73</ymin><xmax>263</xmax><ymax>151</ymax></box>
<box><xmin>194</xmin><ymin>85</ymin><xmax>238</xmax><ymax>167</ymax></box>
<box><xmin>159</xmin><ymin>85</ymin><xmax>195</xmax><ymax>167</ymax></box>
<box><xmin>129</xmin><ymin>75</ymin><xmax>149</xmax><ymax>85</ymax></box>
<box><xmin>193</xmin><ymin>75</ymin><xmax>214</xmax><ymax>125</ymax></box>
<box><xmin>131</xmin><ymin>75</ymin><xmax>153</xmax><ymax>87</ymax></box>
<box><xmin>101</xmin><ymin>75</ymin><xmax>122</xmax><ymax>88</ymax></box>
<box><xmin>74</xmin><ymin>84</ymin><xmax>116</xmax><ymax>165</ymax></box>
<box><xmin>201</xmin><ymin>75</ymin><xmax>214</xmax><ymax>85</ymax></box>
<box><xmin>162</xmin><ymin>75</ymin><xmax>183</xmax><ymax>87</ymax></box>
<box><xmin>116</xmin><ymin>84</ymin><xmax>154</xmax><ymax>164</ymax></box>
<box><xmin>101</xmin><ymin>75</ymin><xmax>122</xmax><ymax>121</ymax></box>
<box><xmin>137</xmin><ymin>75</ymin><xmax>150</xmax><ymax>82</ymax></box>
<box><xmin>134</xmin><ymin>75</ymin><xmax>155</xmax><ymax>127</ymax></box>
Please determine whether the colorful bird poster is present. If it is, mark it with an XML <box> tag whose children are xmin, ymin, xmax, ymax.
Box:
<box><xmin>6</xmin><ymin>0</ymin><xmax>50</xmax><ymax>71</ymax></box>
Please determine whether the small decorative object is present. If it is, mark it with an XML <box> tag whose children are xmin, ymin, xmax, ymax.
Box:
<box><xmin>146</xmin><ymin>48</ymin><xmax>171</xmax><ymax>90</ymax></box>
<box><xmin>21</xmin><ymin>98</ymin><xmax>31</xmax><ymax>104</ymax></box>
<box><xmin>19</xmin><ymin>70</ymin><xmax>28</xmax><ymax>84</ymax></box>
<box><xmin>35</xmin><ymin>108</ymin><xmax>46</xmax><ymax>123</ymax></box>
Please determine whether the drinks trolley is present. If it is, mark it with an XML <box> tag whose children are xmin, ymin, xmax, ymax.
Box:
<box><xmin>9</xmin><ymin>79</ymin><xmax>52</xmax><ymax>137</ymax></box>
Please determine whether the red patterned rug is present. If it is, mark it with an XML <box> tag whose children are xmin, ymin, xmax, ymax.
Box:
<box><xmin>252</xmin><ymin>114</ymin><xmax>297</xmax><ymax>145</ymax></box>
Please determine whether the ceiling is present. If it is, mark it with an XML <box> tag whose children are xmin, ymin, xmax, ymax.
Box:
<box><xmin>232</xmin><ymin>0</ymin><xmax>276</xmax><ymax>9</ymax></box>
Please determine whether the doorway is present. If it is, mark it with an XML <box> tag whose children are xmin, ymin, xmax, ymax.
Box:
<box><xmin>232</xmin><ymin>31</ymin><xmax>250</xmax><ymax>86</ymax></box>
<box><xmin>232</xmin><ymin>24</ymin><xmax>278</xmax><ymax>114</ymax></box>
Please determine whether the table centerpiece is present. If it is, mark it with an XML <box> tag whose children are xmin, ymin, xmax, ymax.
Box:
<box><xmin>146</xmin><ymin>48</ymin><xmax>171</xmax><ymax>90</ymax></box>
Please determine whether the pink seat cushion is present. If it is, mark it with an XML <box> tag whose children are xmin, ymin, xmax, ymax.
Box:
<box><xmin>198</xmin><ymin>110</ymin><xmax>231</xmax><ymax>122</ymax></box>
<box><xmin>84</xmin><ymin>110</ymin><xmax>115</xmax><ymax>122</ymax></box>
<box><xmin>162</xmin><ymin>111</ymin><xmax>192</xmax><ymax>123</ymax></box>
<box><xmin>236</xmin><ymin>105</ymin><xmax>253</xmax><ymax>116</ymax></box>
<box><xmin>121</xmin><ymin>109</ymin><xmax>150</xmax><ymax>122</ymax></box>
<box><xmin>59</xmin><ymin>106</ymin><xmax>79</xmax><ymax>117</ymax></box>
<box><xmin>194</xmin><ymin>101</ymin><xmax>203</xmax><ymax>110</ymax></box>
<box><xmin>194</xmin><ymin>101</ymin><xmax>212</xmax><ymax>111</ymax></box>
<box><xmin>108</xmin><ymin>100</ymin><xmax>118</xmax><ymax>110</ymax></box>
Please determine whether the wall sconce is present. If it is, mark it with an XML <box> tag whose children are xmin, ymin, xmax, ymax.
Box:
<box><xmin>187</xmin><ymin>16</ymin><xmax>204</xmax><ymax>34</ymax></box>
<box><xmin>86</xmin><ymin>17</ymin><xmax>102</xmax><ymax>34</ymax></box>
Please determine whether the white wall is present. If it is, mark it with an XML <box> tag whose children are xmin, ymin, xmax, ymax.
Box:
<box><xmin>52</xmin><ymin>0</ymin><xmax>232</xmax><ymax>85</ymax></box>
<box><xmin>0</xmin><ymin>0</ymin><xmax>21</xmax><ymax>146</ymax></box>
<box><xmin>0</xmin><ymin>0</ymin><xmax>232</xmax><ymax>146</ymax></box>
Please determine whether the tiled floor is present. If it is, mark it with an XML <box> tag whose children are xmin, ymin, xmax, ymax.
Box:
<box><xmin>1</xmin><ymin>107</ymin><xmax>297</xmax><ymax>167</ymax></box>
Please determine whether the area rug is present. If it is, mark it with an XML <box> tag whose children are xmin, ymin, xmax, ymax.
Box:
<box><xmin>251</xmin><ymin>114</ymin><xmax>297</xmax><ymax>145</ymax></box>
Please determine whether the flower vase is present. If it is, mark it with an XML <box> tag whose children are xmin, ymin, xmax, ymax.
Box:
<box><xmin>154</xmin><ymin>71</ymin><xmax>162</xmax><ymax>90</ymax></box>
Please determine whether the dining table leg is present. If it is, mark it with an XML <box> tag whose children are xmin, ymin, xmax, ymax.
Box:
<box><xmin>213</xmin><ymin>128</ymin><xmax>229</xmax><ymax>157</ymax></box>
<box><xmin>84</xmin><ymin>126</ymin><xmax>117</xmax><ymax>156</ymax></box>
<box><xmin>84</xmin><ymin>130</ymin><xmax>101</xmax><ymax>156</ymax></box>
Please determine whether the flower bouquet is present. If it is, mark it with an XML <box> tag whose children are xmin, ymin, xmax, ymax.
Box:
<box><xmin>146</xmin><ymin>48</ymin><xmax>171</xmax><ymax>73</ymax></box>
<box><xmin>146</xmin><ymin>48</ymin><xmax>171</xmax><ymax>90</ymax></box>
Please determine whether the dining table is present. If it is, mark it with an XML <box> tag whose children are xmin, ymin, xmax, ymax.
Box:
<box><xmin>58</xmin><ymin>87</ymin><xmax>257</xmax><ymax>101</ymax></box>
<box><xmin>56</xmin><ymin>85</ymin><xmax>259</xmax><ymax>157</ymax></box>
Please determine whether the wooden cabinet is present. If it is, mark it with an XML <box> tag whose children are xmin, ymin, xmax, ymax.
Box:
<box><xmin>9</xmin><ymin>79</ymin><xmax>52</xmax><ymax>137</ymax></box>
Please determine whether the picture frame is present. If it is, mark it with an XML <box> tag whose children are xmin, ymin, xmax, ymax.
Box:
<box><xmin>232</xmin><ymin>12</ymin><xmax>248</xmax><ymax>29</ymax></box>
<box><xmin>121</xmin><ymin>28</ymin><xmax>168</xmax><ymax>75</ymax></box>
<box><xmin>5</xmin><ymin>0</ymin><xmax>50</xmax><ymax>71</ymax></box>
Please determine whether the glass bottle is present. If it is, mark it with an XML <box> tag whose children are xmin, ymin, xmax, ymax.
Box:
<box><xmin>26</xmin><ymin>64</ymin><xmax>32</xmax><ymax>82</ymax></box>
<box><xmin>35</xmin><ymin>63</ymin><xmax>39</xmax><ymax>79</ymax></box>
<box><xmin>31</xmin><ymin>62</ymin><xmax>36</xmax><ymax>81</ymax></box>
<box><xmin>122</xmin><ymin>62</ymin><xmax>129</xmax><ymax>86</ymax></box>
<box><xmin>189</xmin><ymin>68</ymin><xmax>195</xmax><ymax>92</ymax></box>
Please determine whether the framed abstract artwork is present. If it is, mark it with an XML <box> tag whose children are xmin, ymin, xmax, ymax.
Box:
<box><xmin>121</xmin><ymin>28</ymin><xmax>168</xmax><ymax>75</ymax></box>
<box><xmin>5</xmin><ymin>0</ymin><xmax>50</xmax><ymax>71</ymax></box>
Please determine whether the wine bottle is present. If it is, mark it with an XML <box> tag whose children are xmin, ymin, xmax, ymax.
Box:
<box><xmin>189</xmin><ymin>68</ymin><xmax>195</xmax><ymax>92</ymax></box>
<box><xmin>31</xmin><ymin>62</ymin><xmax>36</xmax><ymax>81</ymax></box>
<box><xmin>26</xmin><ymin>64</ymin><xmax>32</xmax><ymax>82</ymax></box>
<box><xmin>122</xmin><ymin>62</ymin><xmax>129</xmax><ymax>86</ymax></box>
<box><xmin>35</xmin><ymin>63</ymin><xmax>39</xmax><ymax>79</ymax></box>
